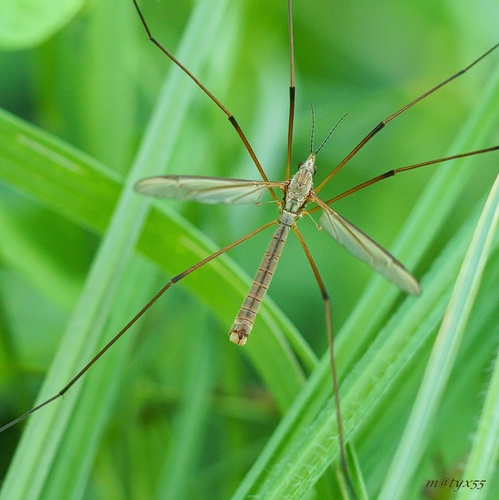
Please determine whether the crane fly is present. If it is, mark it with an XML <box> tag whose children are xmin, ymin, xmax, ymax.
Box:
<box><xmin>136</xmin><ymin>148</ymin><xmax>422</xmax><ymax>347</ymax></box>
<box><xmin>1</xmin><ymin>0</ymin><xmax>498</xmax><ymax>495</ymax></box>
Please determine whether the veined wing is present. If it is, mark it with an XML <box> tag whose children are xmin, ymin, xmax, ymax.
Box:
<box><xmin>135</xmin><ymin>176</ymin><xmax>284</xmax><ymax>204</ymax></box>
<box><xmin>314</xmin><ymin>196</ymin><xmax>420</xmax><ymax>295</ymax></box>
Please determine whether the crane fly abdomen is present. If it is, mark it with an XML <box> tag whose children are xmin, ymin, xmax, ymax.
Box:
<box><xmin>229</xmin><ymin>154</ymin><xmax>317</xmax><ymax>345</ymax></box>
<box><xmin>229</xmin><ymin>223</ymin><xmax>291</xmax><ymax>345</ymax></box>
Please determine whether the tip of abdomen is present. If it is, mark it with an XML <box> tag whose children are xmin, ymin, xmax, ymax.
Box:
<box><xmin>229</xmin><ymin>319</ymin><xmax>253</xmax><ymax>346</ymax></box>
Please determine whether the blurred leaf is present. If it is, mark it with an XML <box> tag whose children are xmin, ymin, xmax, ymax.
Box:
<box><xmin>0</xmin><ymin>0</ymin><xmax>84</xmax><ymax>49</ymax></box>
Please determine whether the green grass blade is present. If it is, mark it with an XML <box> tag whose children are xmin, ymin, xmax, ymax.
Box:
<box><xmin>380</xmin><ymin>175</ymin><xmax>498</xmax><ymax>498</ymax></box>
<box><xmin>0</xmin><ymin>1</ymin><xmax>253</xmax><ymax>498</ymax></box>
<box><xmin>155</xmin><ymin>319</ymin><xmax>216</xmax><ymax>499</ymax></box>
<box><xmin>456</xmin><ymin>342</ymin><xmax>499</xmax><ymax>500</ymax></box>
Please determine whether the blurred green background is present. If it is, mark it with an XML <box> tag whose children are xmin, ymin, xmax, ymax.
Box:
<box><xmin>0</xmin><ymin>0</ymin><xmax>497</xmax><ymax>498</ymax></box>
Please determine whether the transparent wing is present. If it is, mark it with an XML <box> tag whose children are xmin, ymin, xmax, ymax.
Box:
<box><xmin>315</xmin><ymin>197</ymin><xmax>420</xmax><ymax>295</ymax></box>
<box><xmin>135</xmin><ymin>176</ymin><xmax>283</xmax><ymax>204</ymax></box>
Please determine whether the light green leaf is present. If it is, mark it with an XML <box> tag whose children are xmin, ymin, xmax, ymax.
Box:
<box><xmin>0</xmin><ymin>0</ymin><xmax>84</xmax><ymax>49</ymax></box>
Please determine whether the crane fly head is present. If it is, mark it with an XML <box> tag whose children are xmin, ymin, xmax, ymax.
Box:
<box><xmin>297</xmin><ymin>153</ymin><xmax>317</xmax><ymax>175</ymax></box>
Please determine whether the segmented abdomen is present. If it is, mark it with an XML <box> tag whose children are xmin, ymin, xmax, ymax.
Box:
<box><xmin>229</xmin><ymin>223</ymin><xmax>291</xmax><ymax>345</ymax></box>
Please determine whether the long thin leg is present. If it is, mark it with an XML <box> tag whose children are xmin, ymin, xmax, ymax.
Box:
<box><xmin>132</xmin><ymin>0</ymin><xmax>278</xmax><ymax>202</ymax></box>
<box><xmin>285</xmin><ymin>0</ymin><xmax>296</xmax><ymax>181</ymax></box>
<box><xmin>315</xmin><ymin>42</ymin><xmax>499</xmax><ymax>193</ymax></box>
<box><xmin>0</xmin><ymin>220</ymin><xmax>277</xmax><ymax>433</ymax></box>
<box><xmin>292</xmin><ymin>227</ymin><xmax>355</xmax><ymax>497</ymax></box>
<box><xmin>310</xmin><ymin>145</ymin><xmax>499</xmax><ymax>211</ymax></box>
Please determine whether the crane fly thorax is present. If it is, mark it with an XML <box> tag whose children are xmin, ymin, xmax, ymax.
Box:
<box><xmin>282</xmin><ymin>153</ymin><xmax>317</xmax><ymax>215</ymax></box>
